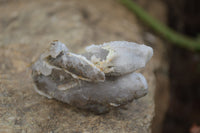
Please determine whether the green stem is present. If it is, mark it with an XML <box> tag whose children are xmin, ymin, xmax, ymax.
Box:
<box><xmin>119</xmin><ymin>0</ymin><xmax>200</xmax><ymax>51</ymax></box>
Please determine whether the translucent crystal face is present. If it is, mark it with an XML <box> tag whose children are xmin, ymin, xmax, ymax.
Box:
<box><xmin>85</xmin><ymin>41</ymin><xmax>153</xmax><ymax>76</ymax></box>
<box><xmin>32</xmin><ymin>41</ymin><xmax>153</xmax><ymax>114</ymax></box>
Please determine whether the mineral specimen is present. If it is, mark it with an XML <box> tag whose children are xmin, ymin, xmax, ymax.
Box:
<box><xmin>32</xmin><ymin>40</ymin><xmax>153</xmax><ymax>114</ymax></box>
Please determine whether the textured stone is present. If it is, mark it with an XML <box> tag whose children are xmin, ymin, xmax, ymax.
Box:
<box><xmin>32</xmin><ymin>41</ymin><xmax>152</xmax><ymax>114</ymax></box>
<box><xmin>0</xmin><ymin>0</ymin><xmax>168</xmax><ymax>132</ymax></box>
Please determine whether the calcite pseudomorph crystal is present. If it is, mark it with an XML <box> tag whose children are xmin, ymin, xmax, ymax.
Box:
<box><xmin>32</xmin><ymin>41</ymin><xmax>153</xmax><ymax>114</ymax></box>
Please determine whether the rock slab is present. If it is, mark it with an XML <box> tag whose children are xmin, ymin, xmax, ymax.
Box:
<box><xmin>0</xmin><ymin>0</ymin><xmax>166</xmax><ymax>132</ymax></box>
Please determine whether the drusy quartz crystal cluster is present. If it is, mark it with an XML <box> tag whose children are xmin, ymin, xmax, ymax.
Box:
<box><xmin>32</xmin><ymin>41</ymin><xmax>153</xmax><ymax>114</ymax></box>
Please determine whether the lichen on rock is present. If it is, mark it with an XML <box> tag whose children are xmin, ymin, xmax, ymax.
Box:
<box><xmin>32</xmin><ymin>40</ymin><xmax>153</xmax><ymax>114</ymax></box>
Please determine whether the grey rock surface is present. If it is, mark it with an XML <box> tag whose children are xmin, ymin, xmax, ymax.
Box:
<box><xmin>0</xmin><ymin>0</ymin><xmax>168</xmax><ymax>132</ymax></box>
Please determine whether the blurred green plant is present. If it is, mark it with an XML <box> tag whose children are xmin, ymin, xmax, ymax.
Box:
<box><xmin>119</xmin><ymin>0</ymin><xmax>200</xmax><ymax>51</ymax></box>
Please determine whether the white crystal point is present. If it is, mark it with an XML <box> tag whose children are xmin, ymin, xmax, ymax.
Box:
<box><xmin>85</xmin><ymin>41</ymin><xmax>153</xmax><ymax>76</ymax></box>
<box><xmin>32</xmin><ymin>41</ymin><xmax>105</xmax><ymax>82</ymax></box>
<box><xmin>32</xmin><ymin>71</ymin><xmax>148</xmax><ymax>113</ymax></box>
<box><xmin>79</xmin><ymin>73</ymin><xmax>148</xmax><ymax>105</ymax></box>
<box><xmin>47</xmin><ymin>52</ymin><xmax>105</xmax><ymax>82</ymax></box>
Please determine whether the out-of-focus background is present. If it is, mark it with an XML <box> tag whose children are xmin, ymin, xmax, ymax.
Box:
<box><xmin>151</xmin><ymin>0</ymin><xmax>200</xmax><ymax>133</ymax></box>
<box><xmin>0</xmin><ymin>0</ymin><xmax>199</xmax><ymax>133</ymax></box>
